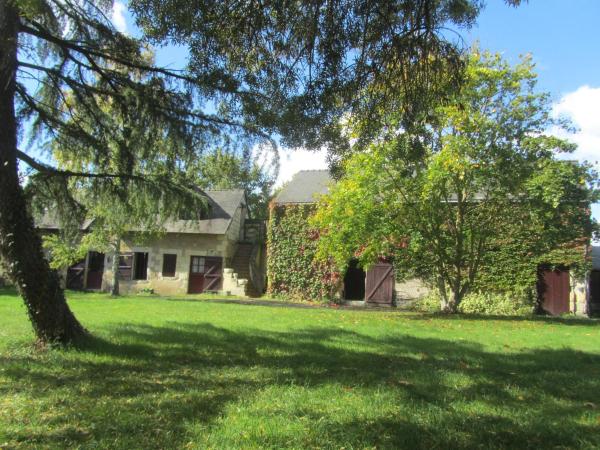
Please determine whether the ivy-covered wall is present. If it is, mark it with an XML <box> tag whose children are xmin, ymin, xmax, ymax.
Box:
<box><xmin>268</xmin><ymin>203</ymin><xmax>590</xmax><ymax>306</ymax></box>
<box><xmin>267</xmin><ymin>204</ymin><xmax>339</xmax><ymax>300</ymax></box>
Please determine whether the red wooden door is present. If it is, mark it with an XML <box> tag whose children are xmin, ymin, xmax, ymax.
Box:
<box><xmin>188</xmin><ymin>256</ymin><xmax>223</xmax><ymax>293</ymax></box>
<box><xmin>365</xmin><ymin>261</ymin><xmax>394</xmax><ymax>305</ymax></box>
<box><xmin>540</xmin><ymin>268</ymin><xmax>570</xmax><ymax>315</ymax></box>
<box><xmin>86</xmin><ymin>251</ymin><xmax>105</xmax><ymax>290</ymax></box>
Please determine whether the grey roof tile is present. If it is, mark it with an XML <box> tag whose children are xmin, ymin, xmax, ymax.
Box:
<box><xmin>162</xmin><ymin>189</ymin><xmax>245</xmax><ymax>234</ymax></box>
<box><xmin>274</xmin><ymin>170</ymin><xmax>333</xmax><ymax>204</ymax></box>
<box><xmin>36</xmin><ymin>189</ymin><xmax>246</xmax><ymax>236</ymax></box>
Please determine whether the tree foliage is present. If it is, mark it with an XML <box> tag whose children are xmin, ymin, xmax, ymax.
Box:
<box><xmin>130</xmin><ymin>0</ymin><xmax>524</xmax><ymax>161</ymax></box>
<box><xmin>2</xmin><ymin>0</ymin><xmax>521</xmax><ymax>343</ymax></box>
<box><xmin>312</xmin><ymin>52</ymin><xmax>598</xmax><ymax>312</ymax></box>
<box><xmin>189</xmin><ymin>147</ymin><xmax>278</xmax><ymax>220</ymax></box>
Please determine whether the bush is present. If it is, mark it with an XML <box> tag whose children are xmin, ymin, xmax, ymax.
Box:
<box><xmin>411</xmin><ymin>289</ymin><xmax>535</xmax><ymax>316</ymax></box>
<box><xmin>411</xmin><ymin>292</ymin><xmax>442</xmax><ymax>313</ymax></box>
<box><xmin>138</xmin><ymin>287</ymin><xmax>155</xmax><ymax>295</ymax></box>
<box><xmin>458</xmin><ymin>290</ymin><xmax>535</xmax><ymax>316</ymax></box>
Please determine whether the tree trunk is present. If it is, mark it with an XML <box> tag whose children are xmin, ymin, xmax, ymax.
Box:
<box><xmin>0</xmin><ymin>2</ymin><xmax>86</xmax><ymax>345</ymax></box>
<box><xmin>437</xmin><ymin>276</ymin><xmax>452</xmax><ymax>312</ymax></box>
<box><xmin>442</xmin><ymin>289</ymin><xmax>460</xmax><ymax>313</ymax></box>
<box><xmin>438</xmin><ymin>276</ymin><xmax>462</xmax><ymax>313</ymax></box>
<box><xmin>110</xmin><ymin>237</ymin><xmax>121</xmax><ymax>296</ymax></box>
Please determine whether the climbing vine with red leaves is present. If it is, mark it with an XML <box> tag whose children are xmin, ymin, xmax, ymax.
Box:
<box><xmin>267</xmin><ymin>204</ymin><xmax>340</xmax><ymax>301</ymax></box>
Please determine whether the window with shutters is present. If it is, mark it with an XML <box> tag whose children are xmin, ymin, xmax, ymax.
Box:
<box><xmin>162</xmin><ymin>254</ymin><xmax>177</xmax><ymax>277</ymax></box>
<box><xmin>133</xmin><ymin>252</ymin><xmax>149</xmax><ymax>280</ymax></box>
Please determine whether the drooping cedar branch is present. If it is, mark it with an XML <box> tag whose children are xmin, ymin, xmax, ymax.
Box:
<box><xmin>20</xmin><ymin>21</ymin><xmax>266</xmax><ymax>100</ymax></box>
<box><xmin>17</xmin><ymin>149</ymin><xmax>147</xmax><ymax>181</ymax></box>
<box><xmin>17</xmin><ymin>149</ymin><xmax>207</xmax><ymax>200</ymax></box>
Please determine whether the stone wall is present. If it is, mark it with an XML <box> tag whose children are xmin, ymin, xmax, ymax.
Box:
<box><xmin>394</xmin><ymin>278</ymin><xmax>430</xmax><ymax>302</ymax></box>
<box><xmin>99</xmin><ymin>203</ymin><xmax>247</xmax><ymax>295</ymax></box>
<box><xmin>103</xmin><ymin>232</ymin><xmax>240</xmax><ymax>296</ymax></box>
<box><xmin>570</xmin><ymin>275</ymin><xmax>588</xmax><ymax>316</ymax></box>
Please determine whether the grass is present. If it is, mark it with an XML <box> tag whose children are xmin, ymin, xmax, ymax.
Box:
<box><xmin>1</xmin><ymin>289</ymin><xmax>599</xmax><ymax>449</ymax></box>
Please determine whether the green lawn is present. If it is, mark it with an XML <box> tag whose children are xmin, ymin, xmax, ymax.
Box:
<box><xmin>1</xmin><ymin>289</ymin><xmax>599</xmax><ymax>449</ymax></box>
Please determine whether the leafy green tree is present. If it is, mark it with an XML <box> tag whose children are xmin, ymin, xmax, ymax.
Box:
<box><xmin>29</xmin><ymin>66</ymin><xmax>208</xmax><ymax>297</ymax></box>
<box><xmin>1</xmin><ymin>0</ymin><xmax>520</xmax><ymax>344</ymax></box>
<box><xmin>312</xmin><ymin>52</ymin><xmax>598</xmax><ymax>312</ymax></box>
<box><xmin>131</xmin><ymin>0</ymin><xmax>524</xmax><ymax>163</ymax></box>
<box><xmin>190</xmin><ymin>147</ymin><xmax>277</xmax><ymax>219</ymax></box>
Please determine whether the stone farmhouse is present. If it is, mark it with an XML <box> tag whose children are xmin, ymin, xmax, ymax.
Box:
<box><xmin>35</xmin><ymin>169</ymin><xmax>599</xmax><ymax>316</ymax></box>
<box><xmin>269</xmin><ymin>170</ymin><xmax>596</xmax><ymax>316</ymax></box>
<box><xmin>269</xmin><ymin>170</ymin><xmax>430</xmax><ymax>308</ymax></box>
<box><xmin>37</xmin><ymin>190</ymin><xmax>266</xmax><ymax>297</ymax></box>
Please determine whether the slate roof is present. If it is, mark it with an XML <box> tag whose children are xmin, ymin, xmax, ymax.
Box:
<box><xmin>36</xmin><ymin>214</ymin><xmax>95</xmax><ymax>231</ymax></box>
<box><xmin>36</xmin><ymin>189</ymin><xmax>246</xmax><ymax>236</ymax></box>
<box><xmin>274</xmin><ymin>170</ymin><xmax>333</xmax><ymax>204</ymax></box>
<box><xmin>591</xmin><ymin>246</ymin><xmax>600</xmax><ymax>270</ymax></box>
<box><xmin>162</xmin><ymin>189</ymin><xmax>245</xmax><ymax>234</ymax></box>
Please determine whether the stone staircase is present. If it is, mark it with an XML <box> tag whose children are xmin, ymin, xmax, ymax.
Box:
<box><xmin>222</xmin><ymin>243</ymin><xmax>263</xmax><ymax>297</ymax></box>
<box><xmin>222</xmin><ymin>268</ymin><xmax>248</xmax><ymax>297</ymax></box>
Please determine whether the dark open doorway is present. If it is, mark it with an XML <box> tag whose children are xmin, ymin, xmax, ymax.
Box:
<box><xmin>589</xmin><ymin>270</ymin><xmax>600</xmax><ymax>316</ymax></box>
<box><xmin>86</xmin><ymin>251</ymin><xmax>105</xmax><ymax>290</ymax></box>
<box><xmin>344</xmin><ymin>259</ymin><xmax>366</xmax><ymax>300</ymax></box>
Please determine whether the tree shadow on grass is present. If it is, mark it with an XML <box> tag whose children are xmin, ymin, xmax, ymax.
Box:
<box><xmin>1</xmin><ymin>322</ymin><xmax>599</xmax><ymax>449</ymax></box>
<box><xmin>405</xmin><ymin>311</ymin><xmax>600</xmax><ymax>326</ymax></box>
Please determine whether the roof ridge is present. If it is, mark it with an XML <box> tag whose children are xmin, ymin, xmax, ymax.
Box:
<box><xmin>274</xmin><ymin>169</ymin><xmax>332</xmax><ymax>204</ymax></box>
<box><xmin>205</xmin><ymin>188</ymin><xmax>245</xmax><ymax>192</ymax></box>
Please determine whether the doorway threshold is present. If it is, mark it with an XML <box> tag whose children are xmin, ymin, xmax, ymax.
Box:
<box><xmin>342</xmin><ymin>300</ymin><xmax>366</xmax><ymax>307</ymax></box>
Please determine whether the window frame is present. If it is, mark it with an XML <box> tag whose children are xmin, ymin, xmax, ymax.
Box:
<box><xmin>133</xmin><ymin>252</ymin><xmax>149</xmax><ymax>280</ymax></box>
<box><xmin>190</xmin><ymin>256</ymin><xmax>205</xmax><ymax>274</ymax></box>
<box><xmin>117</xmin><ymin>253</ymin><xmax>133</xmax><ymax>280</ymax></box>
<box><xmin>162</xmin><ymin>253</ymin><xmax>177</xmax><ymax>277</ymax></box>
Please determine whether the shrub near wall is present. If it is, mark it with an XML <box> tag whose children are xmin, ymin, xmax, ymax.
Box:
<box><xmin>267</xmin><ymin>204</ymin><xmax>339</xmax><ymax>300</ymax></box>
<box><xmin>413</xmin><ymin>290</ymin><xmax>535</xmax><ymax>315</ymax></box>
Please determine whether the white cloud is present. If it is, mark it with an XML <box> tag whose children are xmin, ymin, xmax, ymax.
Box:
<box><xmin>551</xmin><ymin>85</ymin><xmax>600</xmax><ymax>165</ymax></box>
<box><xmin>260</xmin><ymin>87</ymin><xmax>600</xmax><ymax>196</ymax></box>
<box><xmin>551</xmin><ymin>85</ymin><xmax>600</xmax><ymax>223</ymax></box>
<box><xmin>111</xmin><ymin>1</ymin><xmax>128</xmax><ymax>34</ymax></box>
<box><xmin>275</xmin><ymin>147</ymin><xmax>329</xmax><ymax>187</ymax></box>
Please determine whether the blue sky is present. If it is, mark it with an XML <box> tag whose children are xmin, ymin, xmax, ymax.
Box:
<box><xmin>464</xmin><ymin>0</ymin><xmax>600</xmax><ymax>219</ymax></box>
<box><xmin>467</xmin><ymin>0</ymin><xmax>600</xmax><ymax>96</ymax></box>
<box><xmin>112</xmin><ymin>0</ymin><xmax>600</xmax><ymax>214</ymax></box>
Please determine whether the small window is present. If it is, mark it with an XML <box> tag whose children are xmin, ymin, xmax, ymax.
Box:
<box><xmin>162</xmin><ymin>254</ymin><xmax>177</xmax><ymax>277</ymax></box>
<box><xmin>133</xmin><ymin>252</ymin><xmax>148</xmax><ymax>280</ymax></box>
<box><xmin>118</xmin><ymin>253</ymin><xmax>133</xmax><ymax>280</ymax></box>
<box><xmin>190</xmin><ymin>256</ymin><xmax>205</xmax><ymax>274</ymax></box>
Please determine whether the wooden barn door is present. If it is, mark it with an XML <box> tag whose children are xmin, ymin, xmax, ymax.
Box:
<box><xmin>66</xmin><ymin>259</ymin><xmax>86</xmax><ymax>290</ymax></box>
<box><xmin>188</xmin><ymin>256</ymin><xmax>223</xmax><ymax>294</ymax></box>
<box><xmin>203</xmin><ymin>257</ymin><xmax>223</xmax><ymax>292</ymax></box>
<box><xmin>539</xmin><ymin>268</ymin><xmax>570</xmax><ymax>315</ymax></box>
<box><xmin>365</xmin><ymin>261</ymin><xmax>394</xmax><ymax>305</ymax></box>
<box><xmin>85</xmin><ymin>251</ymin><xmax>105</xmax><ymax>290</ymax></box>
